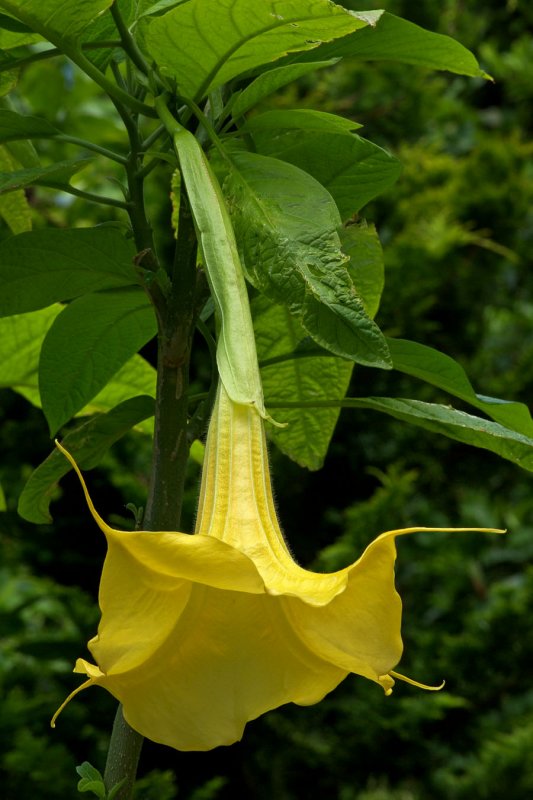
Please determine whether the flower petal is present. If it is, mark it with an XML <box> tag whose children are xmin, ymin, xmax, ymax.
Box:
<box><xmin>81</xmin><ymin>587</ymin><xmax>347</xmax><ymax>751</ymax></box>
<box><xmin>284</xmin><ymin>529</ymin><xmax>402</xmax><ymax>691</ymax></box>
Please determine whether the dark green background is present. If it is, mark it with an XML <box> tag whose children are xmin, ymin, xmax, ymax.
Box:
<box><xmin>1</xmin><ymin>1</ymin><xmax>532</xmax><ymax>797</ymax></box>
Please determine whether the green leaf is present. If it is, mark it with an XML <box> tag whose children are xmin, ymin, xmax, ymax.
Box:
<box><xmin>0</xmin><ymin>480</ymin><xmax>6</xmax><ymax>511</ymax></box>
<box><xmin>270</xmin><ymin>395</ymin><xmax>533</xmax><ymax>471</ymax></box>
<box><xmin>39</xmin><ymin>288</ymin><xmax>156</xmax><ymax>435</ymax></box>
<box><xmin>388</xmin><ymin>337</ymin><xmax>533</xmax><ymax>438</ymax></box>
<box><xmin>344</xmin><ymin>397</ymin><xmax>533</xmax><ymax>472</ymax></box>
<box><xmin>232</xmin><ymin>60</ymin><xmax>338</xmax><ymax>118</ymax></box>
<box><xmin>254</xmin><ymin>295</ymin><xmax>352</xmax><ymax>470</ymax></box>
<box><xmin>0</xmin><ymin>156</ymin><xmax>91</xmax><ymax>194</ymax></box>
<box><xmin>106</xmin><ymin>778</ymin><xmax>128</xmax><ymax>800</ymax></box>
<box><xmin>0</xmin><ymin>183</ymin><xmax>31</xmax><ymax>232</ymax></box>
<box><xmin>218</xmin><ymin>149</ymin><xmax>391</xmax><ymax>368</ymax></box>
<box><xmin>0</xmin><ymin>109</ymin><xmax>59</xmax><ymax>142</ymax></box>
<box><xmin>283</xmin><ymin>11</ymin><xmax>490</xmax><ymax>79</ymax></box>
<box><xmin>4</xmin><ymin>136</ymin><xmax>40</xmax><ymax>168</ymax></box>
<box><xmin>144</xmin><ymin>0</ymin><xmax>371</xmax><ymax>100</ymax></box>
<box><xmin>18</xmin><ymin>395</ymin><xmax>155</xmax><ymax>524</ymax></box>
<box><xmin>86</xmin><ymin>355</ymin><xmax>156</xmax><ymax>415</ymax></box>
<box><xmin>241</xmin><ymin>108</ymin><xmax>362</xmax><ymax>134</ymax></box>
<box><xmin>0</xmin><ymin>11</ymin><xmax>35</xmax><ymax>34</ymax></box>
<box><xmin>0</xmin><ymin>226</ymin><xmax>139</xmax><ymax>316</ymax></box>
<box><xmin>0</xmin><ymin>0</ymin><xmax>114</xmax><ymax>45</ymax></box>
<box><xmin>250</xmin><ymin>126</ymin><xmax>402</xmax><ymax>220</ymax></box>
<box><xmin>0</xmin><ymin>305</ymin><xmax>155</xmax><ymax>436</ymax></box>
<box><xmin>341</xmin><ymin>221</ymin><xmax>384</xmax><ymax>320</ymax></box>
<box><xmin>135</xmin><ymin>1</ymin><xmax>187</xmax><ymax>21</ymax></box>
<box><xmin>76</xmin><ymin>762</ymin><xmax>103</xmax><ymax>783</ymax></box>
<box><xmin>79</xmin><ymin>0</ymin><xmax>135</xmax><ymax>70</ymax></box>
<box><xmin>0</xmin><ymin>304</ymin><xmax>61</xmax><ymax>390</ymax></box>
<box><xmin>15</xmin><ymin>358</ymin><xmax>156</xmax><ymax>436</ymax></box>
<box><xmin>0</xmin><ymin>15</ymin><xmax>41</xmax><ymax>48</ymax></box>
<box><xmin>75</xmin><ymin>761</ymin><xmax>107</xmax><ymax>798</ymax></box>
<box><xmin>0</xmin><ymin>62</ymin><xmax>18</xmax><ymax>98</ymax></box>
<box><xmin>0</xmin><ymin>143</ymin><xmax>31</xmax><ymax>232</ymax></box>
<box><xmin>78</xmin><ymin>783</ymin><xmax>105</xmax><ymax>799</ymax></box>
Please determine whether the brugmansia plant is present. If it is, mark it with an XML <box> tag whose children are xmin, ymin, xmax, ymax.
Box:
<box><xmin>0</xmin><ymin>1</ymin><xmax>531</xmax><ymax>797</ymax></box>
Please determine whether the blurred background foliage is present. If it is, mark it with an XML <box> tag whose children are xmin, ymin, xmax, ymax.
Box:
<box><xmin>1</xmin><ymin>0</ymin><xmax>532</xmax><ymax>797</ymax></box>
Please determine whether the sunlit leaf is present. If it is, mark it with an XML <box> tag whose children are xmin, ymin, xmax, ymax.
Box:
<box><xmin>0</xmin><ymin>143</ymin><xmax>30</xmax><ymax>232</ymax></box>
<box><xmin>39</xmin><ymin>289</ymin><xmax>156</xmax><ymax>435</ymax></box>
<box><xmin>232</xmin><ymin>60</ymin><xmax>338</xmax><ymax>118</ymax></box>
<box><xmin>255</xmin><ymin>295</ymin><xmax>352</xmax><ymax>470</ymax></box>
<box><xmin>242</xmin><ymin>108</ymin><xmax>362</xmax><ymax>134</ymax></box>
<box><xmin>0</xmin><ymin>0</ymin><xmax>114</xmax><ymax>45</ymax></box>
<box><xmin>18</xmin><ymin>396</ymin><xmax>155</xmax><ymax>524</ymax></box>
<box><xmin>250</xmin><ymin>126</ymin><xmax>402</xmax><ymax>220</ymax></box>
<box><xmin>282</xmin><ymin>11</ymin><xmax>490</xmax><ymax>79</ymax></box>
<box><xmin>218</xmin><ymin>149</ymin><xmax>391</xmax><ymax>368</ymax></box>
<box><xmin>0</xmin><ymin>226</ymin><xmax>139</xmax><ymax>316</ymax></box>
<box><xmin>270</xmin><ymin>396</ymin><xmax>533</xmax><ymax>472</ymax></box>
<box><xmin>144</xmin><ymin>0</ymin><xmax>371</xmax><ymax>100</ymax></box>
<box><xmin>0</xmin><ymin>157</ymin><xmax>91</xmax><ymax>194</ymax></box>
<box><xmin>388</xmin><ymin>338</ymin><xmax>533</xmax><ymax>438</ymax></box>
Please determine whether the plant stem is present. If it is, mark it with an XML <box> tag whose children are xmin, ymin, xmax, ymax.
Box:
<box><xmin>103</xmin><ymin>707</ymin><xmax>144</xmax><ymax>800</ymax></box>
<box><xmin>57</xmin><ymin>135</ymin><xmax>128</xmax><ymax>164</ymax></box>
<box><xmin>110</xmin><ymin>2</ymin><xmax>151</xmax><ymax>76</ymax></box>
<box><xmin>50</xmin><ymin>184</ymin><xmax>131</xmax><ymax>209</ymax></box>
<box><xmin>144</xmin><ymin>193</ymin><xmax>198</xmax><ymax>528</ymax></box>
<box><xmin>103</xmin><ymin>105</ymin><xmax>198</xmax><ymax>800</ymax></box>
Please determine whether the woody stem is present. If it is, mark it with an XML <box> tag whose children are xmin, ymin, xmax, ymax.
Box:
<box><xmin>102</xmin><ymin>135</ymin><xmax>198</xmax><ymax>800</ymax></box>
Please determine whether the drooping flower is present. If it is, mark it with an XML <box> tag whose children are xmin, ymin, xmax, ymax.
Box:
<box><xmin>52</xmin><ymin>384</ymin><xmax>502</xmax><ymax>751</ymax></box>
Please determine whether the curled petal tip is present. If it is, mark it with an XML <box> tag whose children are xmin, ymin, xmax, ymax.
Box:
<box><xmin>50</xmin><ymin>677</ymin><xmax>94</xmax><ymax>729</ymax></box>
<box><xmin>389</xmin><ymin>670</ymin><xmax>445</xmax><ymax>692</ymax></box>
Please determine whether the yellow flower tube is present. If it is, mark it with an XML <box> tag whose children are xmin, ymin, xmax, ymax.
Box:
<box><xmin>52</xmin><ymin>384</ymin><xmax>504</xmax><ymax>751</ymax></box>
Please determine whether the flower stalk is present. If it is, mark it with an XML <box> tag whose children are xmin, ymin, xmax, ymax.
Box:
<box><xmin>53</xmin><ymin>383</ymin><xmax>504</xmax><ymax>752</ymax></box>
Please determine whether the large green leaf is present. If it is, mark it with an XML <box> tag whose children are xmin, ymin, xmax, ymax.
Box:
<box><xmin>135</xmin><ymin>1</ymin><xmax>187</xmax><ymax>21</ymax></box>
<box><xmin>18</xmin><ymin>395</ymin><xmax>155</xmax><ymax>524</ymax></box>
<box><xmin>0</xmin><ymin>157</ymin><xmax>91</xmax><ymax>194</ymax></box>
<box><xmin>241</xmin><ymin>108</ymin><xmax>362</xmax><ymax>135</ymax></box>
<box><xmin>0</xmin><ymin>109</ymin><xmax>59</xmax><ymax>142</ymax></box>
<box><xmin>254</xmin><ymin>295</ymin><xmax>352</xmax><ymax>470</ymax></box>
<box><xmin>144</xmin><ymin>0</ymin><xmax>371</xmax><ymax>100</ymax></box>
<box><xmin>250</xmin><ymin>124</ymin><xmax>402</xmax><ymax>220</ymax></box>
<box><xmin>39</xmin><ymin>289</ymin><xmax>157</xmax><ymax>435</ymax></box>
<box><xmin>0</xmin><ymin>305</ymin><xmax>156</xmax><ymax>434</ymax></box>
<box><xmin>15</xmin><ymin>355</ymin><xmax>156</xmax><ymax>434</ymax></box>
<box><xmin>388</xmin><ymin>338</ymin><xmax>533</xmax><ymax>438</ymax></box>
<box><xmin>232</xmin><ymin>60</ymin><xmax>338</xmax><ymax>118</ymax></box>
<box><xmin>0</xmin><ymin>0</ymin><xmax>114</xmax><ymax>45</ymax></box>
<box><xmin>283</xmin><ymin>11</ymin><xmax>490</xmax><ymax>79</ymax></box>
<box><xmin>0</xmin><ymin>226</ymin><xmax>139</xmax><ymax>316</ymax></box>
<box><xmin>86</xmin><ymin>356</ymin><xmax>156</xmax><ymax>416</ymax></box>
<box><xmin>350</xmin><ymin>398</ymin><xmax>533</xmax><ymax>472</ymax></box>
<box><xmin>218</xmin><ymin>150</ymin><xmax>391</xmax><ymax>369</ymax></box>
<box><xmin>340</xmin><ymin>221</ymin><xmax>384</xmax><ymax>320</ymax></box>
<box><xmin>269</xmin><ymin>396</ymin><xmax>533</xmax><ymax>472</ymax></box>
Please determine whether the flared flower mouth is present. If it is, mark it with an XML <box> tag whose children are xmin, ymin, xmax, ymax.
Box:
<box><xmin>52</xmin><ymin>385</ymin><xmax>504</xmax><ymax>751</ymax></box>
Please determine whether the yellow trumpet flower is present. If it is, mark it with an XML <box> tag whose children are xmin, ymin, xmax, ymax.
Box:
<box><xmin>52</xmin><ymin>385</ymin><xmax>503</xmax><ymax>751</ymax></box>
